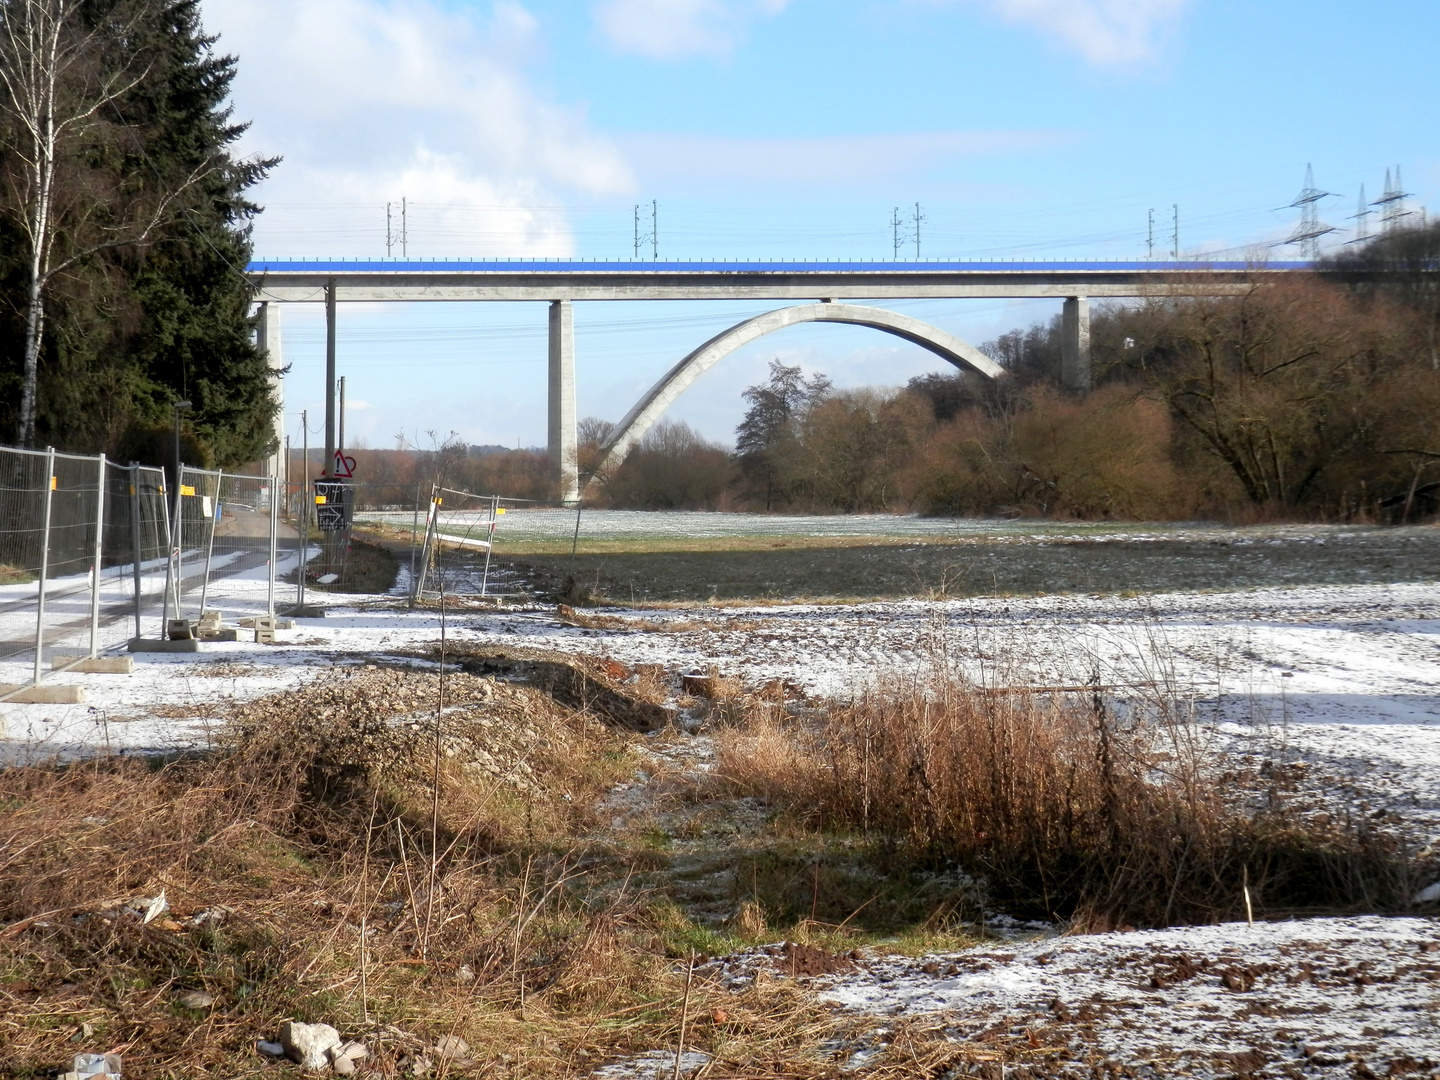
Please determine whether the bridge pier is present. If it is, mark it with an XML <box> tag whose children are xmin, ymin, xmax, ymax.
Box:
<box><xmin>256</xmin><ymin>301</ymin><xmax>286</xmax><ymax>484</ymax></box>
<box><xmin>324</xmin><ymin>281</ymin><xmax>338</xmax><ymax>476</ymax></box>
<box><xmin>548</xmin><ymin>299</ymin><xmax>579</xmax><ymax>505</ymax></box>
<box><xmin>1061</xmin><ymin>295</ymin><xmax>1092</xmax><ymax>392</ymax></box>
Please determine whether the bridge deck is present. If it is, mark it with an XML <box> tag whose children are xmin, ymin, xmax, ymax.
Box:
<box><xmin>247</xmin><ymin>258</ymin><xmax>1312</xmax><ymax>302</ymax></box>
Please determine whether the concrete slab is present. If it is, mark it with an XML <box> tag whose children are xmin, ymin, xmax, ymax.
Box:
<box><xmin>51</xmin><ymin>656</ymin><xmax>135</xmax><ymax>674</ymax></box>
<box><xmin>128</xmin><ymin>638</ymin><xmax>201</xmax><ymax>654</ymax></box>
<box><xmin>0</xmin><ymin>683</ymin><xmax>86</xmax><ymax>704</ymax></box>
<box><xmin>281</xmin><ymin>605</ymin><xmax>327</xmax><ymax>618</ymax></box>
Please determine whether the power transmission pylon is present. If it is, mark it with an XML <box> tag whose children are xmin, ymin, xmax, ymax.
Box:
<box><xmin>891</xmin><ymin>206</ymin><xmax>904</xmax><ymax>259</ymax></box>
<box><xmin>912</xmin><ymin>202</ymin><xmax>925</xmax><ymax>259</ymax></box>
<box><xmin>1346</xmin><ymin>184</ymin><xmax>1371</xmax><ymax>245</ymax></box>
<box><xmin>1372</xmin><ymin>166</ymin><xmax>1412</xmax><ymax>234</ymax></box>
<box><xmin>1285</xmin><ymin>164</ymin><xmax>1337</xmax><ymax>259</ymax></box>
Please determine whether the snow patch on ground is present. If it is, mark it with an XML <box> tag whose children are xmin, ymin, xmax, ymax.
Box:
<box><xmin>822</xmin><ymin>916</ymin><xmax>1440</xmax><ymax>1077</ymax></box>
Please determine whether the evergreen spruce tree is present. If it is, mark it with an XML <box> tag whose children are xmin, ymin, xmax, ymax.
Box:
<box><xmin>0</xmin><ymin>0</ymin><xmax>277</xmax><ymax>465</ymax></box>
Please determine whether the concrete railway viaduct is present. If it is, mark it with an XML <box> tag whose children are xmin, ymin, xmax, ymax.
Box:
<box><xmin>247</xmin><ymin>259</ymin><xmax>1307</xmax><ymax>504</ymax></box>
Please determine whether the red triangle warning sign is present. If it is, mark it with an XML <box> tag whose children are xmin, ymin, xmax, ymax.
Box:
<box><xmin>332</xmin><ymin>451</ymin><xmax>355</xmax><ymax>479</ymax></box>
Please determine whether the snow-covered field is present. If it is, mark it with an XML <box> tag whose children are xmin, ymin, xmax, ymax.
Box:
<box><xmin>4</xmin><ymin>577</ymin><xmax>1437</xmax><ymax>827</ymax></box>
<box><xmin>3</xmin><ymin>543</ymin><xmax>1438</xmax><ymax>1075</ymax></box>
<box><xmin>816</xmin><ymin>916</ymin><xmax>1440</xmax><ymax>1077</ymax></box>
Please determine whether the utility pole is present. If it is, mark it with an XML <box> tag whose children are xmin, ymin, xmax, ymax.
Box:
<box><xmin>1170</xmin><ymin>204</ymin><xmax>1179</xmax><ymax>258</ymax></box>
<box><xmin>633</xmin><ymin>204</ymin><xmax>640</xmax><ymax>258</ymax></box>
<box><xmin>1147</xmin><ymin>208</ymin><xmax>1155</xmax><ymax>259</ymax></box>
<box><xmin>338</xmin><ymin>376</ymin><xmax>346</xmax><ymax>457</ymax></box>
<box><xmin>912</xmin><ymin>202</ymin><xmax>925</xmax><ymax>259</ymax></box>
<box><xmin>386</xmin><ymin>202</ymin><xmax>393</xmax><ymax>256</ymax></box>
<box><xmin>402</xmin><ymin>197</ymin><xmax>408</xmax><ymax>257</ymax></box>
<box><xmin>891</xmin><ymin>206</ymin><xmax>904</xmax><ymax>259</ymax></box>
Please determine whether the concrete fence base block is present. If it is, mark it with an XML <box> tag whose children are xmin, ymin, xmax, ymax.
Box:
<box><xmin>0</xmin><ymin>683</ymin><xmax>87</xmax><ymax>704</ymax></box>
<box><xmin>128</xmin><ymin>637</ymin><xmax>202</xmax><ymax>654</ymax></box>
<box><xmin>281</xmin><ymin>605</ymin><xmax>326</xmax><ymax>618</ymax></box>
<box><xmin>51</xmin><ymin>656</ymin><xmax>136</xmax><ymax>674</ymax></box>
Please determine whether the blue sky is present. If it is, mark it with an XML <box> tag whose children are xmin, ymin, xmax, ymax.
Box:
<box><xmin>201</xmin><ymin>0</ymin><xmax>1440</xmax><ymax>453</ymax></box>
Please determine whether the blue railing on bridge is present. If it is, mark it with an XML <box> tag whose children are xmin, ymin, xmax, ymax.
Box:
<box><xmin>247</xmin><ymin>258</ymin><xmax>1315</xmax><ymax>274</ymax></box>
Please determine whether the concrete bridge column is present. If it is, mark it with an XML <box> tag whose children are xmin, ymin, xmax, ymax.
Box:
<box><xmin>1061</xmin><ymin>295</ymin><xmax>1092</xmax><ymax>392</ymax></box>
<box><xmin>257</xmin><ymin>301</ymin><xmax>285</xmax><ymax>483</ymax></box>
<box><xmin>324</xmin><ymin>281</ymin><xmax>337</xmax><ymax>476</ymax></box>
<box><xmin>548</xmin><ymin>299</ymin><xmax>579</xmax><ymax>505</ymax></box>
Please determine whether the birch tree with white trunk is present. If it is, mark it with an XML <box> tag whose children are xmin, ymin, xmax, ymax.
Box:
<box><xmin>0</xmin><ymin>0</ymin><xmax>219</xmax><ymax>446</ymax></box>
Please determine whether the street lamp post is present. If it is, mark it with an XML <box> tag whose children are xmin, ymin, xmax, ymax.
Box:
<box><xmin>172</xmin><ymin>400</ymin><xmax>192</xmax><ymax>486</ymax></box>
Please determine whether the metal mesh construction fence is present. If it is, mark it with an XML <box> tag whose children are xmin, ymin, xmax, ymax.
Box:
<box><xmin>101</xmin><ymin>461</ymin><xmax>172</xmax><ymax>642</ymax></box>
<box><xmin>0</xmin><ymin>447</ymin><xmax>173</xmax><ymax>693</ymax></box>
<box><xmin>183</xmin><ymin>471</ymin><xmax>281</xmax><ymax>623</ymax></box>
<box><xmin>172</xmin><ymin>465</ymin><xmax>221</xmax><ymax>622</ymax></box>
<box><xmin>409</xmin><ymin>487</ymin><xmax>556</xmax><ymax>603</ymax></box>
<box><xmin>0</xmin><ymin>445</ymin><xmax>281</xmax><ymax>695</ymax></box>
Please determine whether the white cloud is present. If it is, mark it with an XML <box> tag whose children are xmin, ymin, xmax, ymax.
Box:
<box><xmin>936</xmin><ymin>0</ymin><xmax>1191</xmax><ymax>65</ymax></box>
<box><xmin>201</xmin><ymin>0</ymin><xmax>634</xmax><ymax>257</ymax></box>
<box><xmin>592</xmin><ymin>0</ymin><xmax>791</xmax><ymax>59</ymax></box>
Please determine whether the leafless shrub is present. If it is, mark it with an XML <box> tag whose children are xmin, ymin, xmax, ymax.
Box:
<box><xmin>718</xmin><ymin>668</ymin><xmax>1418</xmax><ymax>927</ymax></box>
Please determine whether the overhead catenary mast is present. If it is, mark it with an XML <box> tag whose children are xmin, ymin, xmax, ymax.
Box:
<box><xmin>633</xmin><ymin>201</ymin><xmax>658</xmax><ymax>258</ymax></box>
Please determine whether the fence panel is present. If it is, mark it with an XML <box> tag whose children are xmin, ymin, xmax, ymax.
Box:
<box><xmin>408</xmin><ymin>487</ymin><xmax>555</xmax><ymax>602</ymax></box>
<box><xmin>0</xmin><ymin>447</ymin><xmax>60</xmax><ymax>684</ymax></box>
<box><xmin>172</xmin><ymin>466</ymin><xmax>222</xmax><ymax>621</ymax></box>
<box><xmin>0</xmin><ymin>447</ymin><xmax>177</xmax><ymax>690</ymax></box>
<box><xmin>193</xmin><ymin>473</ymin><xmax>279</xmax><ymax>622</ymax></box>
<box><xmin>28</xmin><ymin>451</ymin><xmax>105</xmax><ymax>671</ymax></box>
<box><xmin>101</xmin><ymin>462</ymin><xmax>172</xmax><ymax>643</ymax></box>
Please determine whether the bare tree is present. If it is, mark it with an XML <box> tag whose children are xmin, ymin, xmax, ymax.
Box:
<box><xmin>0</xmin><ymin>0</ymin><xmax>220</xmax><ymax>445</ymax></box>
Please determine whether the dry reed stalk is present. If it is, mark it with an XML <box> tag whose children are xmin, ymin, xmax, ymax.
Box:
<box><xmin>674</xmin><ymin>952</ymin><xmax>695</xmax><ymax>1080</ymax></box>
<box><xmin>717</xmin><ymin>664</ymin><xmax>1417</xmax><ymax>926</ymax></box>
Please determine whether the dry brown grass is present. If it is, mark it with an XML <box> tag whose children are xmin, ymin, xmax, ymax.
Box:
<box><xmin>0</xmin><ymin>668</ymin><xmax>852</xmax><ymax>1078</ymax></box>
<box><xmin>717</xmin><ymin>669</ymin><xmax>1421</xmax><ymax>928</ymax></box>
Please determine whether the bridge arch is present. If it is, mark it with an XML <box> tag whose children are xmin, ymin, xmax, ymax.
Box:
<box><xmin>584</xmin><ymin>302</ymin><xmax>1005</xmax><ymax>495</ymax></box>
